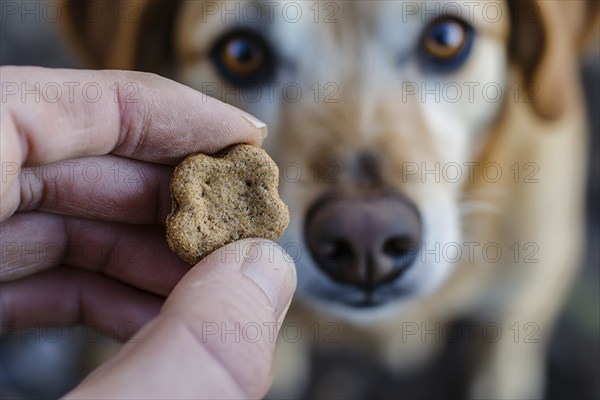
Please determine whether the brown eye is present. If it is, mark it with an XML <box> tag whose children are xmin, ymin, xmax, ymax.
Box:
<box><xmin>221</xmin><ymin>36</ymin><xmax>265</xmax><ymax>75</ymax></box>
<box><xmin>423</xmin><ymin>18</ymin><xmax>473</xmax><ymax>64</ymax></box>
<box><xmin>212</xmin><ymin>30</ymin><xmax>275</xmax><ymax>88</ymax></box>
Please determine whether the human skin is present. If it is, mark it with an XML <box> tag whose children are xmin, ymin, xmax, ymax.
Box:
<box><xmin>0</xmin><ymin>66</ymin><xmax>296</xmax><ymax>399</ymax></box>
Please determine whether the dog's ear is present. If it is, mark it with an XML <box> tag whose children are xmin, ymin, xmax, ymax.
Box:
<box><xmin>509</xmin><ymin>0</ymin><xmax>599</xmax><ymax>119</ymax></box>
<box><xmin>59</xmin><ymin>0</ymin><xmax>181</xmax><ymax>76</ymax></box>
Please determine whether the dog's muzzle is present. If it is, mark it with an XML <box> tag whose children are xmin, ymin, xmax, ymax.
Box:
<box><xmin>304</xmin><ymin>193</ymin><xmax>422</xmax><ymax>297</ymax></box>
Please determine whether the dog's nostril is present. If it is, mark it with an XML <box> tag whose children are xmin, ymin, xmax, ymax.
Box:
<box><xmin>318</xmin><ymin>240</ymin><xmax>353</xmax><ymax>263</ymax></box>
<box><xmin>382</xmin><ymin>236</ymin><xmax>412</xmax><ymax>257</ymax></box>
<box><xmin>382</xmin><ymin>236</ymin><xmax>419</xmax><ymax>264</ymax></box>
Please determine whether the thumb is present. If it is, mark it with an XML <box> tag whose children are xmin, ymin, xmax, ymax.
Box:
<box><xmin>65</xmin><ymin>239</ymin><xmax>297</xmax><ymax>400</ymax></box>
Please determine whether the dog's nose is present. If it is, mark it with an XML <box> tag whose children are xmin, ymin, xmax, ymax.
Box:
<box><xmin>305</xmin><ymin>195</ymin><xmax>421</xmax><ymax>292</ymax></box>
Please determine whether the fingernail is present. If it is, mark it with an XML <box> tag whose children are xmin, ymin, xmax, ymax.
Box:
<box><xmin>241</xmin><ymin>240</ymin><xmax>296</xmax><ymax>318</ymax></box>
<box><xmin>238</xmin><ymin>110</ymin><xmax>268</xmax><ymax>139</ymax></box>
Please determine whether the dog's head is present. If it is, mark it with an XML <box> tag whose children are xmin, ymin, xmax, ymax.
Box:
<box><xmin>62</xmin><ymin>0</ymin><xmax>598</xmax><ymax>324</ymax></box>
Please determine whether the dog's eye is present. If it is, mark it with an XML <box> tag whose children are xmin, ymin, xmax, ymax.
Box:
<box><xmin>222</xmin><ymin>37</ymin><xmax>264</xmax><ymax>74</ymax></box>
<box><xmin>421</xmin><ymin>18</ymin><xmax>474</xmax><ymax>70</ymax></box>
<box><xmin>211</xmin><ymin>30</ymin><xmax>275</xmax><ymax>88</ymax></box>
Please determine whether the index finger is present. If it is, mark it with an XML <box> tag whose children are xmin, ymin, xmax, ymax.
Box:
<box><xmin>0</xmin><ymin>66</ymin><xmax>267</xmax><ymax>221</ymax></box>
<box><xmin>0</xmin><ymin>66</ymin><xmax>266</xmax><ymax>167</ymax></box>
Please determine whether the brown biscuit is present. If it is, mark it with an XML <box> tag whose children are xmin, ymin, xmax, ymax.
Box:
<box><xmin>166</xmin><ymin>144</ymin><xmax>290</xmax><ymax>265</ymax></box>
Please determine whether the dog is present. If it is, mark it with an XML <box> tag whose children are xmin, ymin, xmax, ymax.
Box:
<box><xmin>60</xmin><ymin>0</ymin><xmax>599</xmax><ymax>398</ymax></box>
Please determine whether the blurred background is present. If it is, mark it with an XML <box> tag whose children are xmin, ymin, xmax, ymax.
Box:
<box><xmin>0</xmin><ymin>1</ymin><xmax>598</xmax><ymax>399</ymax></box>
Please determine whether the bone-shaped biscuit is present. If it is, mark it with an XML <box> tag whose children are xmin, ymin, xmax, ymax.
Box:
<box><xmin>166</xmin><ymin>145</ymin><xmax>290</xmax><ymax>265</ymax></box>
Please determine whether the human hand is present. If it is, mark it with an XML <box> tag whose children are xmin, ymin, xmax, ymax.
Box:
<box><xmin>1</xmin><ymin>66</ymin><xmax>297</xmax><ymax>398</ymax></box>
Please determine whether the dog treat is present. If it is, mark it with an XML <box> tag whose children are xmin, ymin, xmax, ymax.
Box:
<box><xmin>166</xmin><ymin>144</ymin><xmax>289</xmax><ymax>265</ymax></box>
